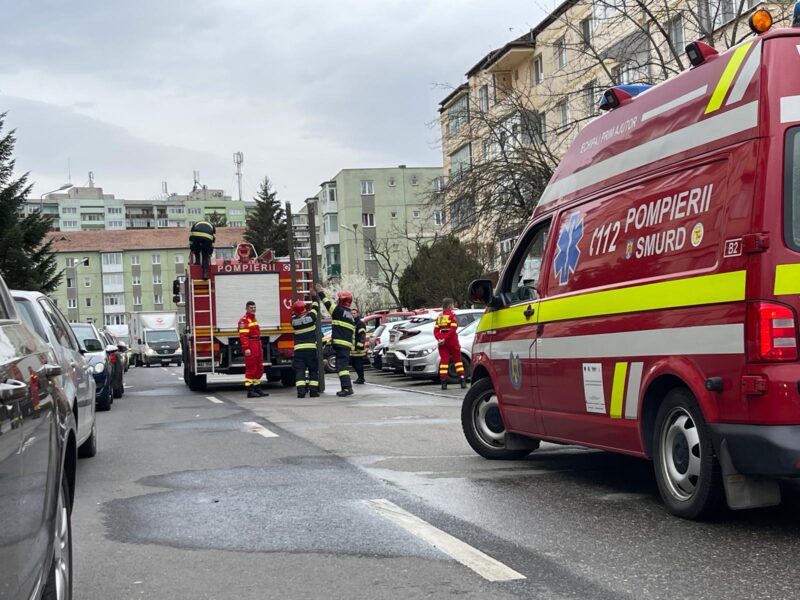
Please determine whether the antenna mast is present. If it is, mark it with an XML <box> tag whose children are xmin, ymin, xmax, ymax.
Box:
<box><xmin>233</xmin><ymin>152</ymin><xmax>244</xmax><ymax>202</ymax></box>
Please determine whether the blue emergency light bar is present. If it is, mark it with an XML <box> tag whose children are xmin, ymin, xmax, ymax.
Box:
<box><xmin>598</xmin><ymin>84</ymin><xmax>651</xmax><ymax>111</ymax></box>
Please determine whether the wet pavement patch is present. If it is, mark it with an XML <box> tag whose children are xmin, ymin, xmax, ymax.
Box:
<box><xmin>102</xmin><ymin>462</ymin><xmax>444</xmax><ymax>558</ymax></box>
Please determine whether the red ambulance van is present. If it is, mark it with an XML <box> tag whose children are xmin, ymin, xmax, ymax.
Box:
<box><xmin>464</xmin><ymin>14</ymin><xmax>800</xmax><ymax>519</ymax></box>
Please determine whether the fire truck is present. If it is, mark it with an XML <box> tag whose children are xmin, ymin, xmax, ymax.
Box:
<box><xmin>175</xmin><ymin>245</ymin><xmax>298</xmax><ymax>391</ymax></box>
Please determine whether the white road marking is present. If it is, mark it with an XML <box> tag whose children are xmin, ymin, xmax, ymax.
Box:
<box><xmin>206</xmin><ymin>396</ymin><xmax>223</xmax><ymax>404</ymax></box>
<box><xmin>364</xmin><ymin>498</ymin><xmax>525</xmax><ymax>582</ymax></box>
<box><xmin>243</xmin><ymin>421</ymin><xmax>279</xmax><ymax>438</ymax></box>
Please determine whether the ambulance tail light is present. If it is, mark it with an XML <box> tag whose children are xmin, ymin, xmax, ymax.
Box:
<box><xmin>747</xmin><ymin>302</ymin><xmax>798</xmax><ymax>362</ymax></box>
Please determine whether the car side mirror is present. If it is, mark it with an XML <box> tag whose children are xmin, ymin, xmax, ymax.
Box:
<box><xmin>468</xmin><ymin>279</ymin><xmax>495</xmax><ymax>306</ymax></box>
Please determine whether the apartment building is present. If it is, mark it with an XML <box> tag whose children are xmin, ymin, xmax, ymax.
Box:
<box><xmin>309</xmin><ymin>166</ymin><xmax>444</xmax><ymax>282</ymax></box>
<box><xmin>46</xmin><ymin>228</ymin><xmax>248</xmax><ymax>328</ymax></box>
<box><xmin>26</xmin><ymin>184</ymin><xmax>254</xmax><ymax>231</ymax></box>
<box><xmin>438</xmin><ymin>0</ymin><xmax>784</xmax><ymax>270</ymax></box>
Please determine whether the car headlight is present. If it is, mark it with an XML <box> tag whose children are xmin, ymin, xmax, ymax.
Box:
<box><xmin>94</xmin><ymin>362</ymin><xmax>105</xmax><ymax>374</ymax></box>
<box><xmin>146</xmin><ymin>348</ymin><xmax>156</xmax><ymax>355</ymax></box>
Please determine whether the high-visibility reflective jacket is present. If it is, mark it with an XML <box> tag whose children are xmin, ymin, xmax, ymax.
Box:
<box><xmin>434</xmin><ymin>310</ymin><xmax>459</xmax><ymax>342</ymax></box>
<box><xmin>351</xmin><ymin>318</ymin><xmax>366</xmax><ymax>357</ymax></box>
<box><xmin>238</xmin><ymin>313</ymin><xmax>261</xmax><ymax>346</ymax></box>
<box><xmin>318</xmin><ymin>291</ymin><xmax>355</xmax><ymax>349</ymax></box>
<box><xmin>190</xmin><ymin>220</ymin><xmax>216</xmax><ymax>242</ymax></box>
<box><xmin>292</xmin><ymin>300</ymin><xmax>319</xmax><ymax>351</ymax></box>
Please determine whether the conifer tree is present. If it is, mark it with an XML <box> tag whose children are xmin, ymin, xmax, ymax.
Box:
<box><xmin>0</xmin><ymin>113</ymin><xmax>62</xmax><ymax>293</ymax></box>
<box><xmin>244</xmin><ymin>176</ymin><xmax>288</xmax><ymax>256</ymax></box>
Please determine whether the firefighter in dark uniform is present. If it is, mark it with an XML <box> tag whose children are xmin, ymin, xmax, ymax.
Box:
<box><xmin>189</xmin><ymin>220</ymin><xmax>216</xmax><ymax>279</ymax></box>
<box><xmin>314</xmin><ymin>282</ymin><xmax>355</xmax><ymax>397</ymax></box>
<box><xmin>238</xmin><ymin>300</ymin><xmax>267</xmax><ymax>398</ymax></box>
<box><xmin>291</xmin><ymin>298</ymin><xmax>320</xmax><ymax>398</ymax></box>
<box><xmin>350</xmin><ymin>308</ymin><xmax>367</xmax><ymax>384</ymax></box>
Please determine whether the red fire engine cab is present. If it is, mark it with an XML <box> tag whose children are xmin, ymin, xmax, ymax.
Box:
<box><xmin>176</xmin><ymin>244</ymin><xmax>296</xmax><ymax>391</ymax></box>
<box><xmin>464</xmin><ymin>12</ymin><xmax>800</xmax><ymax>519</ymax></box>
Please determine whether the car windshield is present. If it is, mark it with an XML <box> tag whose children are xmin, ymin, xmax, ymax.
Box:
<box><xmin>14</xmin><ymin>298</ymin><xmax>47</xmax><ymax>342</ymax></box>
<box><xmin>459</xmin><ymin>320</ymin><xmax>479</xmax><ymax>335</ymax></box>
<box><xmin>146</xmin><ymin>330</ymin><xmax>179</xmax><ymax>343</ymax></box>
<box><xmin>386</xmin><ymin>315</ymin><xmax>409</xmax><ymax>323</ymax></box>
<box><xmin>373</xmin><ymin>325</ymin><xmax>385</xmax><ymax>337</ymax></box>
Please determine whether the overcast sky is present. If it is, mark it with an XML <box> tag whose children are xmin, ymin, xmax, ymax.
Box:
<box><xmin>0</xmin><ymin>1</ymin><xmax>550</xmax><ymax>206</ymax></box>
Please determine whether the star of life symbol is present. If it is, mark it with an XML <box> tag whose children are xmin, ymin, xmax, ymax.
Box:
<box><xmin>553</xmin><ymin>211</ymin><xmax>584</xmax><ymax>285</ymax></box>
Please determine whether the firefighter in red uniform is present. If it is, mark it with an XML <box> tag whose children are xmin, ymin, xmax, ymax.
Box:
<box><xmin>238</xmin><ymin>300</ymin><xmax>268</xmax><ymax>397</ymax></box>
<box><xmin>434</xmin><ymin>298</ymin><xmax>466</xmax><ymax>390</ymax></box>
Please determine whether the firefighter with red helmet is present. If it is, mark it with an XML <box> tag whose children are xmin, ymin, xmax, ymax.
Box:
<box><xmin>238</xmin><ymin>300</ymin><xmax>268</xmax><ymax>397</ymax></box>
<box><xmin>314</xmin><ymin>282</ymin><xmax>355</xmax><ymax>396</ymax></box>
<box><xmin>291</xmin><ymin>298</ymin><xmax>320</xmax><ymax>398</ymax></box>
<box><xmin>434</xmin><ymin>298</ymin><xmax>466</xmax><ymax>390</ymax></box>
<box><xmin>350</xmin><ymin>308</ymin><xmax>367</xmax><ymax>384</ymax></box>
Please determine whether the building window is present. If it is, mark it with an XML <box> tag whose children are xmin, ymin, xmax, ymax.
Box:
<box><xmin>558</xmin><ymin>100</ymin><xmax>570</xmax><ymax>128</ymax></box>
<box><xmin>360</xmin><ymin>180</ymin><xmax>374</xmax><ymax>195</ymax></box>
<box><xmin>388</xmin><ymin>176</ymin><xmax>396</xmax><ymax>187</ymax></box>
<box><xmin>152</xmin><ymin>254</ymin><xmax>161</xmax><ymax>265</ymax></box>
<box><xmin>410</xmin><ymin>175</ymin><xmax>419</xmax><ymax>186</ymax></box>
<box><xmin>390</xmin><ymin>211</ymin><xmax>398</xmax><ymax>219</ymax></box>
<box><xmin>107</xmin><ymin>207</ymin><xmax>123</xmax><ymax>215</ymax></box>
<box><xmin>412</xmin><ymin>210</ymin><xmax>421</xmax><ymax>219</ymax></box>
<box><xmin>85</xmin><ymin>297</ymin><xmax>92</xmax><ymax>308</ymax></box>
<box><xmin>364</xmin><ymin>242</ymin><xmax>375</xmax><ymax>261</ymax></box>
<box><xmin>67</xmin><ymin>298</ymin><xmax>77</xmax><ymax>309</ymax></box>
<box><xmin>581</xmin><ymin>17</ymin><xmax>592</xmax><ymax>49</ymax></box>
<box><xmin>131</xmin><ymin>255</ymin><xmax>140</xmax><ymax>266</ymax></box>
<box><xmin>169</xmin><ymin>206</ymin><xmax>185</xmax><ymax>214</ymax></box>
<box><xmin>132</xmin><ymin>275</ymin><xmax>141</xmax><ymax>286</ymax></box>
<box><xmin>585</xmin><ymin>80</ymin><xmax>598</xmax><ymax>116</ymax></box>
<box><xmin>432</xmin><ymin>177</ymin><xmax>445</xmax><ymax>193</ymax></box>
<box><xmin>66</xmin><ymin>258</ymin><xmax>76</xmax><ymax>267</ymax></box>
<box><xmin>104</xmin><ymin>314</ymin><xmax>127</xmax><ymax>326</ymax></box>
<box><xmin>104</xmin><ymin>293</ymin><xmax>123</xmax><ymax>306</ymax></box>
<box><xmin>449</xmin><ymin>143</ymin><xmax>472</xmax><ymax>180</ymax></box>
<box><xmin>153</xmin><ymin>274</ymin><xmax>162</xmax><ymax>284</ymax></box>
<box><xmin>446</xmin><ymin>94</ymin><xmax>469</xmax><ymax>137</ymax></box>
<box><xmin>62</xmin><ymin>220</ymin><xmax>78</xmax><ymax>228</ymax></box>
<box><xmin>154</xmin><ymin>294</ymin><xmax>163</xmax><ymax>305</ymax></box>
<box><xmin>157</xmin><ymin>219</ymin><xmax>169</xmax><ymax>227</ymax></box>
<box><xmin>327</xmin><ymin>187</ymin><xmax>337</xmax><ymax>203</ymax></box>
<box><xmin>178</xmin><ymin>314</ymin><xmax>186</xmax><ymax>324</ymax></box>
<box><xmin>102</xmin><ymin>252</ymin><xmax>123</xmax><ymax>266</ymax></box>
<box><xmin>134</xmin><ymin>295</ymin><xmax>142</xmax><ymax>306</ymax></box>
<box><xmin>188</xmin><ymin>207</ymin><xmax>201</xmax><ymax>215</ymax></box>
<box><xmin>175</xmin><ymin>254</ymin><xmax>184</xmax><ymax>264</ymax></box>
<box><xmin>84</xmin><ymin>277</ymin><xmax>91</xmax><ymax>288</ymax></box>
<box><xmin>478</xmin><ymin>84</ymin><xmax>490</xmax><ymax>112</ymax></box>
<box><xmin>61</xmin><ymin>207</ymin><xmax>77</xmax><ymax>214</ymax></box>
<box><xmin>434</xmin><ymin>209</ymin><xmax>444</xmax><ymax>226</ymax></box>
<box><xmin>66</xmin><ymin>278</ymin><xmax>75</xmax><ymax>289</ymax></box>
<box><xmin>555</xmin><ymin>37</ymin><xmax>566</xmax><ymax>70</ymax></box>
<box><xmin>362</xmin><ymin>213</ymin><xmax>375</xmax><ymax>228</ymax></box>
<box><xmin>668</xmin><ymin>15</ymin><xmax>684</xmax><ymax>51</ymax></box>
<box><xmin>107</xmin><ymin>220</ymin><xmax>124</xmax><ymax>228</ymax></box>
<box><xmin>102</xmin><ymin>273</ymin><xmax>124</xmax><ymax>287</ymax></box>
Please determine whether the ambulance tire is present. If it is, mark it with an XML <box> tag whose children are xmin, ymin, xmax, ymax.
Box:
<box><xmin>461</xmin><ymin>378</ymin><xmax>533</xmax><ymax>460</ymax></box>
<box><xmin>187</xmin><ymin>372</ymin><xmax>207</xmax><ymax>392</ymax></box>
<box><xmin>653</xmin><ymin>388</ymin><xmax>725</xmax><ymax>520</ymax></box>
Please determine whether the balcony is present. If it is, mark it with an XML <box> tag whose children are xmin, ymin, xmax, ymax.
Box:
<box><xmin>327</xmin><ymin>264</ymin><xmax>341</xmax><ymax>277</ymax></box>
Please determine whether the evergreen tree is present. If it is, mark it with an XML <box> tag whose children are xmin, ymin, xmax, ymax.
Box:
<box><xmin>207</xmin><ymin>210</ymin><xmax>227</xmax><ymax>227</ymax></box>
<box><xmin>0</xmin><ymin>113</ymin><xmax>62</xmax><ymax>293</ymax></box>
<box><xmin>399</xmin><ymin>236</ymin><xmax>482</xmax><ymax>308</ymax></box>
<box><xmin>244</xmin><ymin>176</ymin><xmax>287</xmax><ymax>256</ymax></box>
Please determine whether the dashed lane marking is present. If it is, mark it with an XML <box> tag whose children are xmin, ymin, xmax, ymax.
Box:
<box><xmin>206</xmin><ymin>396</ymin><xmax>223</xmax><ymax>404</ymax></box>
<box><xmin>243</xmin><ymin>421</ymin><xmax>279</xmax><ymax>438</ymax></box>
<box><xmin>364</xmin><ymin>498</ymin><xmax>525</xmax><ymax>582</ymax></box>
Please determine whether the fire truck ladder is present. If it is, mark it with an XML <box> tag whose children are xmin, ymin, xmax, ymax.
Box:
<box><xmin>291</xmin><ymin>213</ymin><xmax>314</xmax><ymax>300</ymax></box>
<box><xmin>191</xmin><ymin>278</ymin><xmax>217</xmax><ymax>376</ymax></box>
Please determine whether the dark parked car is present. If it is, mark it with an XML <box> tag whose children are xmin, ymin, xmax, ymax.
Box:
<box><xmin>0</xmin><ymin>274</ymin><xmax>76</xmax><ymax>599</ymax></box>
<box><xmin>70</xmin><ymin>323</ymin><xmax>115</xmax><ymax>410</ymax></box>
<box><xmin>98</xmin><ymin>330</ymin><xmax>125</xmax><ymax>398</ymax></box>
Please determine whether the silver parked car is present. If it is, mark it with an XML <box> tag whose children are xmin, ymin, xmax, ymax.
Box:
<box><xmin>13</xmin><ymin>290</ymin><xmax>98</xmax><ymax>458</ymax></box>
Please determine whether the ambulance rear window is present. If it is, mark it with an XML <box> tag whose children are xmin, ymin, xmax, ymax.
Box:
<box><xmin>784</xmin><ymin>127</ymin><xmax>800</xmax><ymax>250</ymax></box>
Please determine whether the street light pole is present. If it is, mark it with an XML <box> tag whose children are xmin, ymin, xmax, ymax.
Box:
<box><xmin>39</xmin><ymin>183</ymin><xmax>74</xmax><ymax>212</ymax></box>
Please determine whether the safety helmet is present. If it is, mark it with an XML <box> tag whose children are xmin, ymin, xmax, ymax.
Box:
<box><xmin>292</xmin><ymin>300</ymin><xmax>307</xmax><ymax>315</ymax></box>
<box><xmin>337</xmin><ymin>291</ymin><xmax>353</xmax><ymax>308</ymax></box>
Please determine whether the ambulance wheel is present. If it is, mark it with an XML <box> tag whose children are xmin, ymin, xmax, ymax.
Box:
<box><xmin>653</xmin><ymin>388</ymin><xmax>725</xmax><ymax>520</ymax></box>
<box><xmin>461</xmin><ymin>378</ymin><xmax>533</xmax><ymax>460</ymax></box>
<box><xmin>187</xmin><ymin>372</ymin><xmax>207</xmax><ymax>392</ymax></box>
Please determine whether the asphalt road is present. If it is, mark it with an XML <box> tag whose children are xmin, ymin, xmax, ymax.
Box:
<box><xmin>72</xmin><ymin>365</ymin><xmax>800</xmax><ymax>599</ymax></box>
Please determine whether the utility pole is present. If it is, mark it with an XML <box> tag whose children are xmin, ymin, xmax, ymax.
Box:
<box><xmin>306</xmin><ymin>201</ymin><xmax>324</xmax><ymax>393</ymax></box>
<box><xmin>233</xmin><ymin>152</ymin><xmax>244</xmax><ymax>202</ymax></box>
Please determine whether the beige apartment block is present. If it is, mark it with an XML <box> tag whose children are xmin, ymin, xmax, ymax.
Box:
<box><xmin>438</xmin><ymin>0</ymin><xmax>789</xmax><ymax>271</ymax></box>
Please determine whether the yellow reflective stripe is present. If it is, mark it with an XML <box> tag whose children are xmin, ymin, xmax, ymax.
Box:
<box><xmin>477</xmin><ymin>270</ymin><xmax>745</xmax><ymax>332</ymax></box>
<box><xmin>338</xmin><ymin>370</ymin><xmax>350</xmax><ymax>376</ymax></box>
<box><xmin>610</xmin><ymin>362</ymin><xmax>628</xmax><ymax>419</ymax></box>
<box><xmin>309</xmin><ymin>380</ymin><xmax>319</xmax><ymax>386</ymax></box>
<box><xmin>705</xmin><ymin>42</ymin><xmax>752</xmax><ymax>114</ymax></box>
<box><xmin>191</xmin><ymin>231</ymin><xmax>214</xmax><ymax>240</ymax></box>
<box><xmin>239</xmin><ymin>329</ymin><xmax>249</xmax><ymax>333</ymax></box>
<box><xmin>294</xmin><ymin>326</ymin><xmax>316</xmax><ymax>335</ymax></box>
<box><xmin>333</xmin><ymin>340</ymin><xmax>354</xmax><ymax>348</ymax></box>
<box><xmin>774</xmin><ymin>264</ymin><xmax>800</xmax><ymax>295</ymax></box>
<box><xmin>294</xmin><ymin>343</ymin><xmax>316</xmax><ymax>350</ymax></box>
<box><xmin>333</xmin><ymin>320</ymin><xmax>356</xmax><ymax>331</ymax></box>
